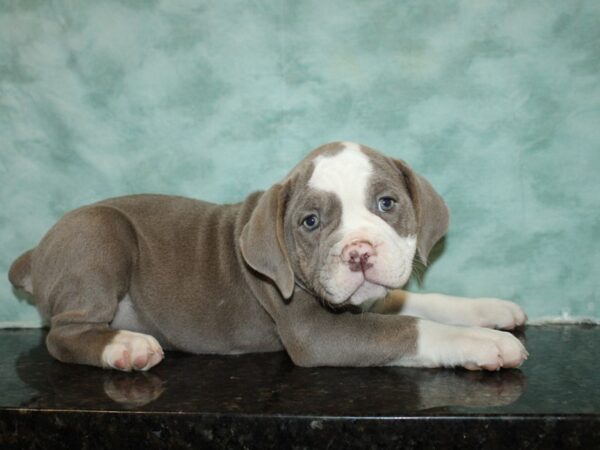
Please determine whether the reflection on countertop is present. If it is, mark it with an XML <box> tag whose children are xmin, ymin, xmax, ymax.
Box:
<box><xmin>1</xmin><ymin>326</ymin><xmax>599</xmax><ymax>449</ymax></box>
<box><xmin>5</xmin><ymin>329</ymin><xmax>531</xmax><ymax>414</ymax></box>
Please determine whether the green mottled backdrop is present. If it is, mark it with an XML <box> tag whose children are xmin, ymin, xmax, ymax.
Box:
<box><xmin>1</xmin><ymin>0</ymin><xmax>599</xmax><ymax>325</ymax></box>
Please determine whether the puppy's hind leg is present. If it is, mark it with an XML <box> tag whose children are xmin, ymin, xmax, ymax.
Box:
<box><xmin>34</xmin><ymin>206</ymin><xmax>164</xmax><ymax>371</ymax></box>
<box><xmin>47</xmin><ymin>324</ymin><xmax>164</xmax><ymax>372</ymax></box>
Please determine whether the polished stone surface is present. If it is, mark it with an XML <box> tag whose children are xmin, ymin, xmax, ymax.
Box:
<box><xmin>0</xmin><ymin>325</ymin><xmax>599</xmax><ymax>449</ymax></box>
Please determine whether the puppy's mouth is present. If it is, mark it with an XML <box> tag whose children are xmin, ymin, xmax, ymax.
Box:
<box><xmin>356</xmin><ymin>263</ymin><xmax>408</xmax><ymax>288</ymax></box>
<box><xmin>312</xmin><ymin>273</ymin><xmax>400</xmax><ymax>308</ymax></box>
<box><xmin>364</xmin><ymin>269</ymin><xmax>401</xmax><ymax>289</ymax></box>
<box><xmin>301</xmin><ymin>257</ymin><xmax>411</xmax><ymax>307</ymax></box>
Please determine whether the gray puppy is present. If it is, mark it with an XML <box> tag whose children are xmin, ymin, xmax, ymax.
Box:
<box><xmin>9</xmin><ymin>142</ymin><xmax>527</xmax><ymax>372</ymax></box>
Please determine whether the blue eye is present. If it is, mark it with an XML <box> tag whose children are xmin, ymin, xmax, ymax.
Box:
<box><xmin>302</xmin><ymin>214</ymin><xmax>320</xmax><ymax>231</ymax></box>
<box><xmin>378</xmin><ymin>197</ymin><xmax>396</xmax><ymax>212</ymax></box>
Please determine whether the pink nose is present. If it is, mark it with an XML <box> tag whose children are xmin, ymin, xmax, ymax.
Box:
<box><xmin>342</xmin><ymin>240</ymin><xmax>375</xmax><ymax>272</ymax></box>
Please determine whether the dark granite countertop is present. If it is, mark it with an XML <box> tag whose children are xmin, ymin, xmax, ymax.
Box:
<box><xmin>0</xmin><ymin>325</ymin><xmax>598</xmax><ymax>449</ymax></box>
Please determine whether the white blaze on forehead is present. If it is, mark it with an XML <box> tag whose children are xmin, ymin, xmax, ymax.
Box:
<box><xmin>308</xmin><ymin>143</ymin><xmax>373</xmax><ymax>225</ymax></box>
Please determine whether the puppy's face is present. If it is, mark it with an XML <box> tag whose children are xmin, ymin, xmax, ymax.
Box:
<box><xmin>240</xmin><ymin>142</ymin><xmax>449</xmax><ymax>307</ymax></box>
<box><xmin>283</xmin><ymin>143</ymin><xmax>418</xmax><ymax>306</ymax></box>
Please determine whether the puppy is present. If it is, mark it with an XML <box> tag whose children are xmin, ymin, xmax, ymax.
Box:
<box><xmin>9</xmin><ymin>142</ymin><xmax>527</xmax><ymax>371</ymax></box>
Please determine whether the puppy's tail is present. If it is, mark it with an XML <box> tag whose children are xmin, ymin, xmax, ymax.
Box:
<box><xmin>9</xmin><ymin>249</ymin><xmax>35</xmax><ymax>295</ymax></box>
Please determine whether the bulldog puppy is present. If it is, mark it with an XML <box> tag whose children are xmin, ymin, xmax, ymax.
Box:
<box><xmin>9</xmin><ymin>142</ymin><xmax>528</xmax><ymax>372</ymax></box>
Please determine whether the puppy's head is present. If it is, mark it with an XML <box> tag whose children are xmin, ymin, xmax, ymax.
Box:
<box><xmin>241</xmin><ymin>142</ymin><xmax>449</xmax><ymax>306</ymax></box>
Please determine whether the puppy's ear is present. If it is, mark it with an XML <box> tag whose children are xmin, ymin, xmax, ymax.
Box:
<box><xmin>240</xmin><ymin>182</ymin><xmax>295</xmax><ymax>299</ymax></box>
<box><xmin>392</xmin><ymin>158</ymin><xmax>450</xmax><ymax>264</ymax></box>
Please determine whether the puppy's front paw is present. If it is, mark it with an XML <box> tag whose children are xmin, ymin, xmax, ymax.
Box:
<box><xmin>399</xmin><ymin>321</ymin><xmax>529</xmax><ymax>371</ymax></box>
<box><xmin>102</xmin><ymin>331</ymin><xmax>164</xmax><ymax>371</ymax></box>
<box><xmin>470</xmin><ymin>298</ymin><xmax>527</xmax><ymax>330</ymax></box>
<box><xmin>458</xmin><ymin>327</ymin><xmax>528</xmax><ymax>371</ymax></box>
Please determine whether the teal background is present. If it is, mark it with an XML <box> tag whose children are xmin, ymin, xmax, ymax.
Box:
<box><xmin>1</xmin><ymin>0</ymin><xmax>599</xmax><ymax>325</ymax></box>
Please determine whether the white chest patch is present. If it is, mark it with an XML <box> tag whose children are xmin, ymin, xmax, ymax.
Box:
<box><xmin>308</xmin><ymin>142</ymin><xmax>373</xmax><ymax>229</ymax></box>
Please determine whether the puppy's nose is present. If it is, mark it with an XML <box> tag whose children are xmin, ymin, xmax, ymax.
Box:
<box><xmin>342</xmin><ymin>240</ymin><xmax>375</xmax><ymax>272</ymax></box>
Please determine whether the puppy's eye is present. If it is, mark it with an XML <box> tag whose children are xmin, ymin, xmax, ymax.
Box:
<box><xmin>377</xmin><ymin>197</ymin><xmax>396</xmax><ymax>212</ymax></box>
<box><xmin>301</xmin><ymin>214</ymin><xmax>320</xmax><ymax>231</ymax></box>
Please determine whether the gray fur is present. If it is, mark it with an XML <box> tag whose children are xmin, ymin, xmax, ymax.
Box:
<box><xmin>8</xmin><ymin>143</ymin><xmax>449</xmax><ymax>369</ymax></box>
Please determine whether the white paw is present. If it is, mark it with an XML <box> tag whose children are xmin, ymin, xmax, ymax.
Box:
<box><xmin>468</xmin><ymin>298</ymin><xmax>528</xmax><ymax>330</ymax></box>
<box><xmin>400</xmin><ymin>320</ymin><xmax>529</xmax><ymax>371</ymax></box>
<box><xmin>395</xmin><ymin>292</ymin><xmax>527</xmax><ymax>330</ymax></box>
<box><xmin>456</xmin><ymin>327</ymin><xmax>528</xmax><ymax>371</ymax></box>
<box><xmin>102</xmin><ymin>331</ymin><xmax>164</xmax><ymax>371</ymax></box>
